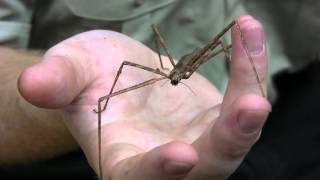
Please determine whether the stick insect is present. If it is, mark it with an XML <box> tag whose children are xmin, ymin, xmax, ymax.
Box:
<box><xmin>93</xmin><ymin>20</ymin><xmax>265</xmax><ymax>179</ymax></box>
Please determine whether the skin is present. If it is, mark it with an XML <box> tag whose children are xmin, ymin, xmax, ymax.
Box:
<box><xmin>15</xmin><ymin>15</ymin><xmax>270</xmax><ymax>179</ymax></box>
<box><xmin>0</xmin><ymin>48</ymin><xmax>77</xmax><ymax>164</ymax></box>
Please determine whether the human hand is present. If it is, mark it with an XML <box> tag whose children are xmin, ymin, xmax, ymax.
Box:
<box><xmin>18</xmin><ymin>15</ymin><xmax>271</xmax><ymax>180</ymax></box>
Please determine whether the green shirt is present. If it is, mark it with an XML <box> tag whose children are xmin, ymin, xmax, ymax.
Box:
<box><xmin>3</xmin><ymin>0</ymin><xmax>310</xmax><ymax>101</ymax></box>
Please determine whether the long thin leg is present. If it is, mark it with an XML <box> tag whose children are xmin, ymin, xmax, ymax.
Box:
<box><xmin>189</xmin><ymin>20</ymin><xmax>235</xmax><ymax>64</ymax></box>
<box><xmin>96</xmin><ymin>76</ymin><xmax>166</xmax><ymax>180</ymax></box>
<box><xmin>216</xmin><ymin>41</ymin><xmax>231</xmax><ymax>61</ymax></box>
<box><xmin>204</xmin><ymin>40</ymin><xmax>231</xmax><ymax>62</ymax></box>
<box><xmin>93</xmin><ymin>61</ymin><xmax>168</xmax><ymax>113</ymax></box>
<box><xmin>205</xmin><ymin>44</ymin><xmax>232</xmax><ymax>63</ymax></box>
<box><xmin>153</xmin><ymin>31</ymin><xmax>167</xmax><ymax>70</ymax></box>
<box><xmin>235</xmin><ymin>20</ymin><xmax>266</xmax><ymax>98</ymax></box>
<box><xmin>97</xmin><ymin>99</ymin><xmax>102</xmax><ymax>180</ymax></box>
<box><xmin>94</xmin><ymin>61</ymin><xmax>167</xmax><ymax>180</ymax></box>
<box><xmin>184</xmin><ymin>44</ymin><xmax>232</xmax><ymax>79</ymax></box>
<box><xmin>151</xmin><ymin>24</ymin><xmax>176</xmax><ymax>68</ymax></box>
<box><xmin>98</xmin><ymin>76</ymin><xmax>167</xmax><ymax>102</ymax></box>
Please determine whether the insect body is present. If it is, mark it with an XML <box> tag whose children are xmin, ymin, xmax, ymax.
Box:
<box><xmin>167</xmin><ymin>48</ymin><xmax>199</xmax><ymax>85</ymax></box>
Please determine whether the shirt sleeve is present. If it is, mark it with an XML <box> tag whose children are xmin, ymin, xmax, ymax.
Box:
<box><xmin>0</xmin><ymin>0</ymin><xmax>33</xmax><ymax>48</ymax></box>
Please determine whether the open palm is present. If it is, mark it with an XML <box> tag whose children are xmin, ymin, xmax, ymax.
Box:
<box><xmin>19</xmin><ymin>16</ymin><xmax>271</xmax><ymax>180</ymax></box>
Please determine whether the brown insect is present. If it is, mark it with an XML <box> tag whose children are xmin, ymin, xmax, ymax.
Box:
<box><xmin>93</xmin><ymin>20</ymin><xmax>265</xmax><ymax>179</ymax></box>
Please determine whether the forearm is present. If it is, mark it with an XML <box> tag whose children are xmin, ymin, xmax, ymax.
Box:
<box><xmin>0</xmin><ymin>47</ymin><xmax>78</xmax><ymax>165</ymax></box>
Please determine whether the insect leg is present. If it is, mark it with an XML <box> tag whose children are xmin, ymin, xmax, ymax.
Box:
<box><xmin>95</xmin><ymin>76</ymin><xmax>166</xmax><ymax>180</ymax></box>
<box><xmin>151</xmin><ymin>24</ymin><xmax>176</xmax><ymax>68</ymax></box>
<box><xmin>153</xmin><ymin>30</ymin><xmax>167</xmax><ymax>70</ymax></box>
<box><xmin>93</xmin><ymin>61</ymin><xmax>168</xmax><ymax>113</ymax></box>
<box><xmin>184</xmin><ymin>43</ymin><xmax>232</xmax><ymax>79</ymax></box>
<box><xmin>205</xmin><ymin>43</ymin><xmax>232</xmax><ymax>63</ymax></box>
<box><xmin>201</xmin><ymin>40</ymin><xmax>231</xmax><ymax>63</ymax></box>
<box><xmin>190</xmin><ymin>20</ymin><xmax>235</xmax><ymax>63</ymax></box>
<box><xmin>214</xmin><ymin>41</ymin><xmax>231</xmax><ymax>61</ymax></box>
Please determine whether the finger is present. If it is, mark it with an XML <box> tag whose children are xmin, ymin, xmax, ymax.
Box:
<box><xmin>107</xmin><ymin>142</ymin><xmax>198</xmax><ymax>180</ymax></box>
<box><xmin>189</xmin><ymin>94</ymin><xmax>271</xmax><ymax>179</ymax></box>
<box><xmin>222</xmin><ymin>15</ymin><xmax>267</xmax><ymax>110</ymax></box>
<box><xmin>18</xmin><ymin>45</ymin><xmax>94</xmax><ymax>108</ymax></box>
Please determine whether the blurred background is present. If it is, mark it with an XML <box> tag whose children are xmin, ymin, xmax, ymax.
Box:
<box><xmin>1</xmin><ymin>0</ymin><xmax>320</xmax><ymax>179</ymax></box>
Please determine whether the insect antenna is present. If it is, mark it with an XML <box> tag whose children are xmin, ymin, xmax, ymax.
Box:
<box><xmin>160</xmin><ymin>79</ymin><xmax>170</xmax><ymax>87</ymax></box>
<box><xmin>179</xmin><ymin>81</ymin><xmax>197</xmax><ymax>96</ymax></box>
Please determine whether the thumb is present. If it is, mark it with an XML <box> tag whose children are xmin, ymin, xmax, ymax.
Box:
<box><xmin>18</xmin><ymin>49</ymin><xmax>94</xmax><ymax>108</ymax></box>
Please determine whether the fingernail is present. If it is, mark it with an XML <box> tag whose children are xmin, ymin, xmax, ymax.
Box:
<box><xmin>245</xmin><ymin>28</ymin><xmax>264</xmax><ymax>55</ymax></box>
<box><xmin>163</xmin><ymin>161</ymin><xmax>193</xmax><ymax>177</ymax></box>
<box><xmin>238</xmin><ymin>110</ymin><xmax>269</xmax><ymax>134</ymax></box>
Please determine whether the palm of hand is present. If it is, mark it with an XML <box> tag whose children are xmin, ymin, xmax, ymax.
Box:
<box><xmin>98</xmin><ymin>62</ymin><xmax>222</xmax><ymax>152</ymax></box>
